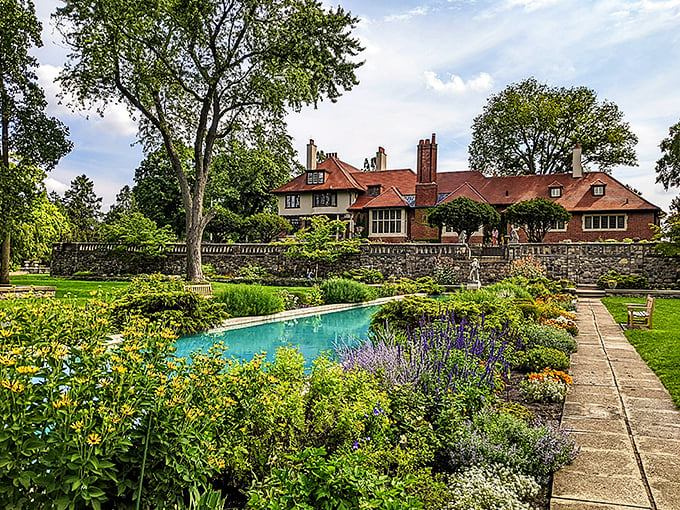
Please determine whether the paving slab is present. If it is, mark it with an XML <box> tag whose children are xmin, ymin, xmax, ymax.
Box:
<box><xmin>551</xmin><ymin>297</ymin><xmax>680</xmax><ymax>510</ymax></box>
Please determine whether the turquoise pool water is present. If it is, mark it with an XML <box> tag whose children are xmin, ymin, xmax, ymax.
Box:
<box><xmin>175</xmin><ymin>305</ymin><xmax>379</xmax><ymax>365</ymax></box>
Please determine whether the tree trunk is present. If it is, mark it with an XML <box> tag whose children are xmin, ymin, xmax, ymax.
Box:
<box><xmin>0</xmin><ymin>231</ymin><xmax>10</xmax><ymax>286</ymax></box>
<box><xmin>185</xmin><ymin>215</ymin><xmax>204</xmax><ymax>283</ymax></box>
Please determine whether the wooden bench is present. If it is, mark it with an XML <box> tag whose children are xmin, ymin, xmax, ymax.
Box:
<box><xmin>183</xmin><ymin>283</ymin><xmax>213</xmax><ymax>298</ymax></box>
<box><xmin>626</xmin><ymin>295</ymin><xmax>655</xmax><ymax>329</ymax></box>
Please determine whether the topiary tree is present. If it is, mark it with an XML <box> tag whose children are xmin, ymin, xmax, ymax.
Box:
<box><xmin>505</xmin><ymin>198</ymin><xmax>571</xmax><ymax>243</ymax></box>
<box><xmin>427</xmin><ymin>197</ymin><xmax>500</xmax><ymax>240</ymax></box>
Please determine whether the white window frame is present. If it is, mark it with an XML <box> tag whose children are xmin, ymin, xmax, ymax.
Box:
<box><xmin>549</xmin><ymin>187</ymin><xmax>562</xmax><ymax>198</ymax></box>
<box><xmin>312</xmin><ymin>191</ymin><xmax>337</xmax><ymax>208</ymax></box>
<box><xmin>549</xmin><ymin>219</ymin><xmax>568</xmax><ymax>232</ymax></box>
<box><xmin>370</xmin><ymin>209</ymin><xmax>403</xmax><ymax>236</ymax></box>
<box><xmin>284</xmin><ymin>194</ymin><xmax>300</xmax><ymax>209</ymax></box>
<box><xmin>306</xmin><ymin>171</ymin><xmax>325</xmax><ymax>185</ymax></box>
<box><xmin>592</xmin><ymin>185</ymin><xmax>605</xmax><ymax>197</ymax></box>
<box><xmin>582</xmin><ymin>214</ymin><xmax>627</xmax><ymax>231</ymax></box>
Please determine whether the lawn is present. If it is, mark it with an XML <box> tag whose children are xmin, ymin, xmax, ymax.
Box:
<box><xmin>8</xmin><ymin>275</ymin><xmax>129</xmax><ymax>299</ymax></box>
<box><xmin>601</xmin><ymin>297</ymin><xmax>680</xmax><ymax>408</ymax></box>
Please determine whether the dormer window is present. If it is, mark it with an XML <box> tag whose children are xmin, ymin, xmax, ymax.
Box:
<box><xmin>368</xmin><ymin>185</ymin><xmax>381</xmax><ymax>197</ymax></box>
<box><xmin>306</xmin><ymin>171</ymin><xmax>325</xmax><ymax>185</ymax></box>
<box><xmin>549</xmin><ymin>187</ymin><xmax>562</xmax><ymax>198</ymax></box>
<box><xmin>592</xmin><ymin>184</ymin><xmax>605</xmax><ymax>196</ymax></box>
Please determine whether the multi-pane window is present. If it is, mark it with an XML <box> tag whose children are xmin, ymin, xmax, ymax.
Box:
<box><xmin>592</xmin><ymin>185</ymin><xmax>605</xmax><ymax>196</ymax></box>
<box><xmin>313</xmin><ymin>191</ymin><xmax>337</xmax><ymax>207</ymax></box>
<box><xmin>549</xmin><ymin>187</ymin><xmax>562</xmax><ymax>198</ymax></box>
<box><xmin>306</xmin><ymin>171</ymin><xmax>325</xmax><ymax>185</ymax></box>
<box><xmin>583</xmin><ymin>214</ymin><xmax>626</xmax><ymax>230</ymax></box>
<box><xmin>550</xmin><ymin>219</ymin><xmax>567</xmax><ymax>231</ymax></box>
<box><xmin>285</xmin><ymin>194</ymin><xmax>300</xmax><ymax>209</ymax></box>
<box><xmin>368</xmin><ymin>185</ymin><xmax>381</xmax><ymax>197</ymax></box>
<box><xmin>371</xmin><ymin>209</ymin><xmax>402</xmax><ymax>234</ymax></box>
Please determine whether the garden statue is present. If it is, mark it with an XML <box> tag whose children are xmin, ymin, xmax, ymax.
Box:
<box><xmin>469</xmin><ymin>257</ymin><xmax>480</xmax><ymax>287</ymax></box>
<box><xmin>458</xmin><ymin>230</ymin><xmax>467</xmax><ymax>245</ymax></box>
<box><xmin>509</xmin><ymin>226</ymin><xmax>520</xmax><ymax>244</ymax></box>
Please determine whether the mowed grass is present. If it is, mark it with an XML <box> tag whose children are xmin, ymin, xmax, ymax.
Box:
<box><xmin>602</xmin><ymin>297</ymin><xmax>680</xmax><ymax>408</ymax></box>
<box><xmin>8</xmin><ymin>275</ymin><xmax>129</xmax><ymax>299</ymax></box>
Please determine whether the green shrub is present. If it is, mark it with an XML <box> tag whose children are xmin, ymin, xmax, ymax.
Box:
<box><xmin>320</xmin><ymin>278</ymin><xmax>375</xmax><ymax>304</ymax></box>
<box><xmin>110</xmin><ymin>290</ymin><xmax>228</xmax><ymax>334</ymax></box>
<box><xmin>124</xmin><ymin>273</ymin><xmax>185</xmax><ymax>293</ymax></box>
<box><xmin>485</xmin><ymin>282</ymin><xmax>532</xmax><ymax>300</ymax></box>
<box><xmin>214</xmin><ymin>284</ymin><xmax>285</xmax><ymax>316</ymax></box>
<box><xmin>246</xmin><ymin>447</ymin><xmax>423</xmax><ymax>510</ymax></box>
<box><xmin>507</xmin><ymin>255</ymin><xmax>546</xmax><ymax>279</ymax></box>
<box><xmin>433</xmin><ymin>256</ymin><xmax>461</xmax><ymax>285</ymax></box>
<box><xmin>596</xmin><ymin>270</ymin><xmax>648</xmax><ymax>289</ymax></box>
<box><xmin>518</xmin><ymin>347</ymin><xmax>570</xmax><ymax>372</ymax></box>
<box><xmin>237</xmin><ymin>265</ymin><xmax>272</xmax><ymax>279</ymax></box>
<box><xmin>341</xmin><ymin>268</ymin><xmax>385</xmax><ymax>284</ymax></box>
<box><xmin>370</xmin><ymin>296</ymin><xmax>478</xmax><ymax>333</ymax></box>
<box><xmin>513</xmin><ymin>298</ymin><xmax>541</xmax><ymax>321</ymax></box>
<box><xmin>518</xmin><ymin>323</ymin><xmax>577</xmax><ymax>355</ymax></box>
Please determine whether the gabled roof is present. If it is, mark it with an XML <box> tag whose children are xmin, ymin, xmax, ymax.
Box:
<box><xmin>357</xmin><ymin>186</ymin><xmax>410</xmax><ymax>209</ymax></box>
<box><xmin>352</xmin><ymin>169</ymin><xmax>417</xmax><ymax>194</ymax></box>
<box><xmin>271</xmin><ymin>156</ymin><xmax>366</xmax><ymax>193</ymax></box>
<box><xmin>437</xmin><ymin>182</ymin><xmax>489</xmax><ymax>205</ymax></box>
<box><xmin>437</xmin><ymin>171</ymin><xmax>660</xmax><ymax>212</ymax></box>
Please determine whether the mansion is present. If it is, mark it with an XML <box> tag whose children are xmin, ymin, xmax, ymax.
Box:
<box><xmin>272</xmin><ymin>135</ymin><xmax>662</xmax><ymax>243</ymax></box>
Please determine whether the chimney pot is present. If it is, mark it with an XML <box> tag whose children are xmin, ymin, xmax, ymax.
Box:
<box><xmin>306</xmin><ymin>139</ymin><xmax>317</xmax><ymax>171</ymax></box>
<box><xmin>431</xmin><ymin>133</ymin><xmax>436</xmax><ymax>144</ymax></box>
<box><xmin>572</xmin><ymin>143</ymin><xmax>583</xmax><ymax>178</ymax></box>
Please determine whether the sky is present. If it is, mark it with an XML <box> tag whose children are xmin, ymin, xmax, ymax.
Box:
<box><xmin>33</xmin><ymin>0</ymin><xmax>680</xmax><ymax>213</ymax></box>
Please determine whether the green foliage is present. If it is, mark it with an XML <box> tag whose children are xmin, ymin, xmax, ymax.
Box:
<box><xmin>596</xmin><ymin>270</ymin><xmax>648</xmax><ymax>289</ymax></box>
<box><xmin>469</xmin><ymin>77</ymin><xmax>638</xmax><ymax>175</ymax></box>
<box><xmin>520</xmin><ymin>369</ymin><xmax>572</xmax><ymax>403</ymax></box>
<box><xmin>518</xmin><ymin>347</ymin><xmax>570</xmax><ymax>372</ymax></box>
<box><xmin>506</xmin><ymin>198</ymin><xmax>571</xmax><ymax>242</ymax></box>
<box><xmin>247</xmin><ymin>447</ymin><xmax>423</xmax><ymax>510</ymax></box>
<box><xmin>110</xmin><ymin>274</ymin><xmax>227</xmax><ymax>334</ymax></box>
<box><xmin>484</xmin><ymin>281</ymin><xmax>533</xmax><ymax>300</ymax></box>
<box><xmin>507</xmin><ymin>256</ymin><xmax>547</xmax><ymax>279</ymax></box>
<box><xmin>433</xmin><ymin>257</ymin><xmax>460</xmax><ymax>285</ymax></box>
<box><xmin>378</xmin><ymin>277</ymin><xmax>444</xmax><ymax>297</ymax></box>
<box><xmin>276</xmin><ymin>215</ymin><xmax>361</xmax><ymax>263</ymax></box>
<box><xmin>655</xmin><ymin>119</ymin><xmax>680</xmax><ymax>190</ymax></box>
<box><xmin>205</xmin><ymin>207</ymin><xmax>243</xmax><ymax>242</ymax></box>
<box><xmin>0</xmin><ymin>0</ymin><xmax>72</xmax><ymax>284</ymax></box>
<box><xmin>100</xmin><ymin>211</ymin><xmax>177</xmax><ymax>263</ymax></box>
<box><xmin>214</xmin><ymin>284</ymin><xmax>285</xmax><ymax>317</ymax></box>
<box><xmin>11</xmin><ymin>194</ymin><xmax>72</xmax><ymax>265</ymax></box>
<box><xmin>56</xmin><ymin>0</ymin><xmax>363</xmax><ymax>281</ymax></box>
<box><xmin>242</xmin><ymin>213</ymin><xmax>291</xmax><ymax>242</ymax></box>
<box><xmin>427</xmin><ymin>197</ymin><xmax>500</xmax><ymax>238</ymax></box>
<box><xmin>518</xmin><ymin>323</ymin><xmax>577</xmax><ymax>355</ymax></box>
<box><xmin>340</xmin><ymin>267</ymin><xmax>385</xmax><ymax>284</ymax></box>
<box><xmin>320</xmin><ymin>278</ymin><xmax>375</xmax><ymax>304</ymax></box>
<box><xmin>652</xmin><ymin>207</ymin><xmax>680</xmax><ymax>256</ymax></box>
<box><xmin>236</xmin><ymin>265</ymin><xmax>273</xmax><ymax>279</ymax></box>
<box><xmin>103</xmin><ymin>185</ymin><xmax>135</xmax><ymax>224</ymax></box>
<box><xmin>61</xmin><ymin>174</ymin><xmax>103</xmax><ymax>242</ymax></box>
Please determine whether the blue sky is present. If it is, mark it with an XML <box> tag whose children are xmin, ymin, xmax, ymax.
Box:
<box><xmin>34</xmin><ymin>0</ymin><xmax>680</xmax><ymax>212</ymax></box>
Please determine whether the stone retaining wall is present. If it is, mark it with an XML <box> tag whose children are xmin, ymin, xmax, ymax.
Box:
<box><xmin>50</xmin><ymin>242</ymin><xmax>680</xmax><ymax>286</ymax></box>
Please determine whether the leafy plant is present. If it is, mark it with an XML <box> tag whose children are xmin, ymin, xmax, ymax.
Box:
<box><xmin>320</xmin><ymin>278</ymin><xmax>375</xmax><ymax>304</ymax></box>
<box><xmin>518</xmin><ymin>323</ymin><xmax>577</xmax><ymax>355</ymax></box>
<box><xmin>340</xmin><ymin>267</ymin><xmax>385</xmax><ymax>284</ymax></box>
<box><xmin>518</xmin><ymin>347</ymin><xmax>570</xmax><ymax>372</ymax></box>
<box><xmin>596</xmin><ymin>270</ymin><xmax>648</xmax><ymax>290</ymax></box>
<box><xmin>214</xmin><ymin>284</ymin><xmax>285</xmax><ymax>316</ymax></box>
<box><xmin>236</xmin><ymin>265</ymin><xmax>272</xmax><ymax>279</ymax></box>
<box><xmin>433</xmin><ymin>257</ymin><xmax>460</xmax><ymax>285</ymax></box>
<box><xmin>507</xmin><ymin>256</ymin><xmax>547</xmax><ymax>279</ymax></box>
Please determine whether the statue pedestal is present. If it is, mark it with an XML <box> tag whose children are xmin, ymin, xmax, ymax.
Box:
<box><xmin>467</xmin><ymin>281</ymin><xmax>481</xmax><ymax>290</ymax></box>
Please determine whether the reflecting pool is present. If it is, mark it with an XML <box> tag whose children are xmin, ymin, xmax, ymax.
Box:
<box><xmin>175</xmin><ymin>305</ymin><xmax>379</xmax><ymax>366</ymax></box>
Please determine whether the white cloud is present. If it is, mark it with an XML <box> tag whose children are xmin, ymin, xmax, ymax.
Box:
<box><xmin>44</xmin><ymin>177</ymin><xmax>69</xmax><ymax>194</ymax></box>
<box><xmin>504</xmin><ymin>0</ymin><xmax>560</xmax><ymax>11</ymax></box>
<box><xmin>384</xmin><ymin>6</ymin><xmax>429</xmax><ymax>23</ymax></box>
<box><xmin>424</xmin><ymin>72</ymin><xmax>493</xmax><ymax>94</ymax></box>
<box><xmin>36</xmin><ymin>64</ymin><xmax>137</xmax><ymax>137</ymax></box>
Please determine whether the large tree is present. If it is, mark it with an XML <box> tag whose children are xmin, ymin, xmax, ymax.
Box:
<box><xmin>0</xmin><ymin>0</ymin><xmax>72</xmax><ymax>284</ymax></box>
<box><xmin>655</xmin><ymin>119</ymin><xmax>680</xmax><ymax>191</ymax></box>
<box><xmin>427</xmin><ymin>197</ymin><xmax>500</xmax><ymax>239</ymax></box>
<box><xmin>62</xmin><ymin>174</ymin><xmax>103</xmax><ymax>241</ymax></box>
<box><xmin>505</xmin><ymin>198</ymin><xmax>571</xmax><ymax>243</ymax></box>
<box><xmin>56</xmin><ymin>0</ymin><xmax>363</xmax><ymax>281</ymax></box>
<box><xmin>469</xmin><ymin>78</ymin><xmax>637</xmax><ymax>176</ymax></box>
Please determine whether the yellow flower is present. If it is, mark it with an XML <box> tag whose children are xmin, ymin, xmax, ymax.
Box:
<box><xmin>0</xmin><ymin>329</ymin><xmax>12</xmax><ymax>338</ymax></box>
<box><xmin>111</xmin><ymin>365</ymin><xmax>127</xmax><ymax>374</ymax></box>
<box><xmin>86</xmin><ymin>433</ymin><xmax>102</xmax><ymax>445</ymax></box>
<box><xmin>120</xmin><ymin>404</ymin><xmax>134</xmax><ymax>416</ymax></box>
<box><xmin>15</xmin><ymin>366</ymin><xmax>40</xmax><ymax>375</ymax></box>
<box><xmin>0</xmin><ymin>356</ymin><xmax>15</xmax><ymax>366</ymax></box>
<box><xmin>52</xmin><ymin>393</ymin><xmax>73</xmax><ymax>408</ymax></box>
<box><xmin>70</xmin><ymin>420</ymin><xmax>84</xmax><ymax>432</ymax></box>
<box><xmin>2</xmin><ymin>379</ymin><xmax>25</xmax><ymax>393</ymax></box>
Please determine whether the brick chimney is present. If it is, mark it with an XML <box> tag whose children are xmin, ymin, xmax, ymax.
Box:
<box><xmin>415</xmin><ymin>133</ymin><xmax>438</xmax><ymax>207</ymax></box>
<box><xmin>306</xmin><ymin>139</ymin><xmax>317</xmax><ymax>171</ymax></box>
<box><xmin>572</xmin><ymin>142</ymin><xmax>583</xmax><ymax>178</ymax></box>
<box><xmin>375</xmin><ymin>146</ymin><xmax>387</xmax><ymax>171</ymax></box>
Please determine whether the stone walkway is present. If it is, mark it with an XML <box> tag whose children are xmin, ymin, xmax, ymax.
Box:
<box><xmin>551</xmin><ymin>298</ymin><xmax>680</xmax><ymax>510</ymax></box>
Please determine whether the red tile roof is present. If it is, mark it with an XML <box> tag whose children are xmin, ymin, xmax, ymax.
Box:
<box><xmin>358</xmin><ymin>186</ymin><xmax>410</xmax><ymax>209</ymax></box>
<box><xmin>438</xmin><ymin>183</ymin><xmax>489</xmax><ymax>205</ymax></box>
<box><xmin>272</xmin><ymin>156</ymin><xmax>366</xmax><ymax>193</ymax></box>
